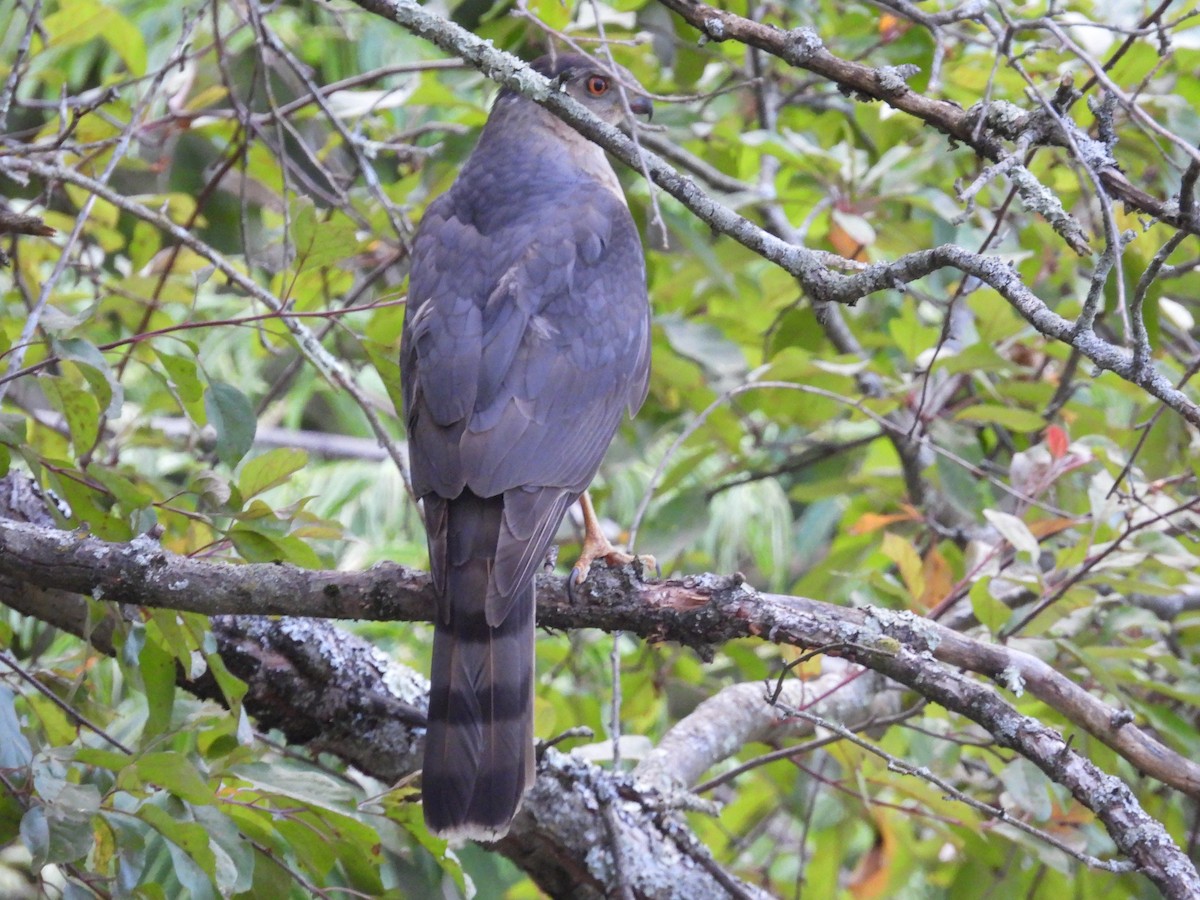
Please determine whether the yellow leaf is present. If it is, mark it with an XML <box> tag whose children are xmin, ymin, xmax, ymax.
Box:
<box><xmin>918</xmin><ymin>546</ymin><xmax>953</xmax><ymax>610</ymax></box>
<box><xmin>848</xmin><ymin>813</ymin><xmax>898</xmax><ymax>898</ymax></box>
<box><xmin>881</xmin><ymin>532</ymin><xmax>923</xmax><ymax>602</ymax></box>
<box><xmin>849</xmin><ymin>510</ymin><xmax>917</xmax><ymax>535</ymax></box>
<box><xmin>1028</xmin><ymin>517</ymin><xmax>1078</xmax><ymax>539</ymax></box>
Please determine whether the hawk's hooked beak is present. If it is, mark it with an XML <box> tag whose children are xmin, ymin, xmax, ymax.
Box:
<box><xmin>629</xmin><ymin>95</ymin><xmax>653</xmax><ymax>121</ymax></box>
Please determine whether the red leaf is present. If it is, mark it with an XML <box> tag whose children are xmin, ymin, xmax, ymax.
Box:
<box><xmin>1046</xmin><ymin>425</ymin><xmax>1068</xmax><ymax>459</ymax></box>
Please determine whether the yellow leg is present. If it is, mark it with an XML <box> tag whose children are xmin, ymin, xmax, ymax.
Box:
<box><xmin>569</xmin><ymin>491</ymin><xmax>657</xmax><ymax>598</ymax></box>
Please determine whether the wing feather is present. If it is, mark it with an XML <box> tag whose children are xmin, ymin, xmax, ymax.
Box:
<box><xmin>403</xmin><ymin>180</ymin><xmax>650</xmax><ymax>637</ymax></box>
<box><xmin>404</xmin><ymin>184</ymin><xmax>649</xmax><ymax>512</ymax></box>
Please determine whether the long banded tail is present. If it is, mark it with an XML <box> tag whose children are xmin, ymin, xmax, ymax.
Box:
<box><xmin>422</xmin><ymin>492</ymin><xmax>535</xmax><ymax>840</ymax></box>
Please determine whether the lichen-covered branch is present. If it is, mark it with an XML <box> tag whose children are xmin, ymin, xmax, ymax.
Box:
<box><xmin>1</xmin><ymin>515</ymin><xmax>1196</xmax><ymax>798</ymax></box>
<box><xmin>0</xmin><ymin>478</ymin><xmax>761</xmax><ymax>899</ymax></box>
<box><xmin>330</xmin><ymin>0</ymin><xmax>1200</xmax><ymax>430</ymax></box>
<box><xmin>653</xmin><ymin>0</ymin><xmax>1195</xmax><ymax>235</ymax></box>
<box><xmin>634</xmin><ymin>660</ymin><xmax>896</xmax><ymax>795</ymax></box>
<box><xmin>2</xmin><ymin>512</ymin><xmax>1199</xmax><ymax>893</ymax></box>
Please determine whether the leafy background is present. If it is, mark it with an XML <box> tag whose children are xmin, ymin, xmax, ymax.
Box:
<box><xmin>2</xmin><ymin>0</ymin><xmax>1199</xmax><ymax>896</ymax></box>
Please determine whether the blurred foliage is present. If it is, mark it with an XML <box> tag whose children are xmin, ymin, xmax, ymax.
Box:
<box><xmin>1</xmin><ymin>0</ymin><xmax>1199</xmax><ymax>896</ymax></box>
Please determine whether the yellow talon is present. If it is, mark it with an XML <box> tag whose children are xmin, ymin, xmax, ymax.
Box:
<box><xmin>568</xmin><ymin>492</ymin><xmax>657</xmax><ymax>600</ymax></box>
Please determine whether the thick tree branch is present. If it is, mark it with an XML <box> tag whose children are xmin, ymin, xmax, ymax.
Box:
<box><xmin>1</xmin><ymin>515</ymin><xmax>1195</xmax><ymax>799</ymax></box>
<box><xmin>635</xmin><ymin>659</ymin><xmax>898</xmax><ymax>794</ymax></box>
<box><xmin>1</xmin><ymin>579</ymin><xmax>769</xmax><ymax>898</ymax></box>
<box><xmin>0</xmin><ymin>480</ymin><xmax>761</xmax><ymax>899</ymax></box>
<box><xmin>2</xmin><ymin>515</ymin><xmax>1199</xmax><ymax>893</ymax></box>
<box><xmin>501</xmin><ymin>751</ymin><xmax>774</xmax><ymax>899</ymax></box>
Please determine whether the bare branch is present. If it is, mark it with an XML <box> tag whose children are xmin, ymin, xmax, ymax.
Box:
<box><xmin>776</xmin><ymin>701</ymin><xmax>1134</xmax><ymax>874</ymax></box>
<box><xmin>331</xmin><ymin>0</ymin><xmax>1200</xmax><ymax>430</ymax></box>
<box><xmin>3</xmin><ymin>511</ymin><xmax>1199</xmax><ymax>798</ymax></box>
<box><xmin>5</xmin><ymin>510</ymin><xmax>1196</xmax><ymax>893</ymax></box>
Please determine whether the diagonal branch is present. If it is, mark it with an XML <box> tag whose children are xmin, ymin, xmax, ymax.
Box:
<box><xmin>653</xmin><ymin>0</ymin><xmax>1200</xmax><ymax>231</ymax></box>
<box><xmin>329</xmin><ymin>0</ymin><xmax>1200</xmax><ymax>430</ymax></box>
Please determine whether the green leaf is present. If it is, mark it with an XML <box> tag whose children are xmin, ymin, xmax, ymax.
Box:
<box><xmin>191</xmin><ymin>470</ymin><xmax>233</xmax><ymax>511</ymax></box>
<box><xmin>528</xmin><ymin>0</ymin><xmax>571</xmax><ymax>30</ymax></box>
<box><xmin>970</xmin><ymin>579</ymin><xmax>1010</xmax><ymax>634</ymax></box>
<box><xmin>230</xmin><ymin>762</ymin><xmax>361</xmax><ymax>809</ymax></box>
<box><xmin>289</xmin><ymin>199</ymin><xmax>359</xmax><ymax>272</ymax></box>
<box><xmin>983</xmin><ymin>509</ymin><xmax>1039</xmax><ymax>558</ymax></box>
<box><xmin>364</xmin><ymin>299</ymin><xmax>406</xmax><ymax>345</ymax></box>
<box><xmin>660</xmin><ymin>315</ymin><xmax>748</xmax><ymax>384</ymax></box>
<box><xmin>232</xmin><ymin>498</ymin><xmax>282</xmax><ymax>521</ymax></box>
<box><xmin>955</xmin><ymin>404</ymin><xmax>1046</xmax><ymax>432</ymax></box>
<box><xmin>41</xmin><ymin>375</ymin><xmax>101</xmax><ymax>454</ymax></box>
<box><xmin>42</xmin><ymin>0</ymin><xmax>108</xmax><ymax>52</ymax></box>
<box><xmin>99</xmin><ymin>4</ymin><xmax>147</xmax><ymax>76</ymax></box>
<box><xmin>20</xmin><ymin>805</ymin><xmax>50</xmax><ymax>868</ymax></box>
<box><xmin>228</xmin><ymin>528</ymin><xmax>321</xmax><ymax>568</ymax></box>
<box><xmin>204</xmin><ymin>381</ymin><xmax>256</xmax><ymax>466</ymax></box>
<box><xmin>44</xmin><ymin>466</ymin><xmax>128</xmax><ymax>537</ymax></box>
<box><xmin>0</xmin><ymin>413</ymin><xmax>27</xmax><ymax>449</ymax></box>
<box><xmin>238</xmin><ymin>448</ymin><xmax>308</xmax><ymax>500</ymax></box>
<box><xmin>274</xmin><ymin>817</ymin><xmax>338</xmax><ymax>878</ymax></box>
<box><xmin>387</xmin><ymin>798</ymin><xmax>472</xmax><ymax>895</ymax></box>
<box><xmin>363</xmin><ymin>339</ymin><xmax>405</xmax><ymax>417</ymax></box>
<box><xmin>61</xmin><ymin>881</ymin><xmax>96</xmax><ymax>900</ymax></box>
<box><xmin>0</xmin><ymin>786</ymin><xmax>22</xmax><ymax>846</ymax></box>
<box><xmin>75</xmin><ymin>748</ymin><xmax>133</xmax><ymax>772</ymax></box>
<box><xmin>26</xmin><ymin>694</ymin><xmax>75</xmax><ymax>746</ymax></box>
<box><xmin>146</xmin><ymin>611</ymin><xmax>201</xmax><ymax>678</ymax></box>
<box><xmin>136</xmin><ymin>752</ymin><xmax>216</xmax><ymax>806</ymax></box>
<box><xmin>935</xmin><ymin>449</ymin><xmax>988</xmax><ymax>520</ymax></box>
<box><xmin>193</xmin><ymin>806</ymin><xmax>254</xmax><ymax>894</ymax></box>
<box><xmin>155</xmin><ymin>349</ymin><xmax>205</xmax><ymax>404</ymax></box>
<box><xmin>887</xmin><ymin>304</ymin><xmax>939</xmax><ymax>364</ymax></box>
<box><xmin>0</xmin><ymin>686</ymin><xmax>33</xmax><ymax>770</ymax></box>
<box><xmin>54</xmin><ymin>338</ymin><xmax>123</xmax><ymax>417</ymax></box>
<box><xmin>139</xmin><ymin>634</ymin><xmax>177</xmax><ymax>742</ymax></box>
<box><xmin>44</xmin><ymin>0</ymin><xmax>146</xmax><ymax>76</ymax></box>
<box><xmin>937</xmin><ymin>342</ymin><xmax>1011</xmax><ymax>376</ymax></box>
<box><xmin>201</xmin><ymin>641</ymin><xmax>248</xmax><ymax>708</ymax></box>
<box><xmin>41</xmin><ymin>786</ymin><xmax>99</xmax><ymax>866</ymax></box>
<box><xmin>137</xmin><ymin>802</ymin><xmax>217</xmax><ymax>883</ymax></box>
<box><xmin>129</xmin><ymin>219</ymin><xmax>161</xmax><ymax>270</ymax></box>
<box><xmin>999</xmin><ymin>759</ymin><xmax>1053</xmax><ymax>822</ymax></box>
<box><xmin>881</xmin><ymin>531</ymin><xmax>924</xmax><ymax>602</ymax></box>
<box><xmin>91</xmin><ymin>469</ymin><xmax>152</xmax><ymax>513</ymax></box>
<box><xmin>228</xmin><ymin>762</ymin><xmax>385</xmax><ymax>891</ymax></box>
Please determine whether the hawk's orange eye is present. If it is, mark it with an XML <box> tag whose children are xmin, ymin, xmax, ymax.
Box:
<box><xmin>586</xmin><ymin>75</ymin><xmax>609</xmax><ymax>96</ymax></box>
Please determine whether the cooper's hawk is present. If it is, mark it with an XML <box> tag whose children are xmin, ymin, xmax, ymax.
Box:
<box><xmin>401</xmin><ymin>54</ymin><xmax>653</xmax><ymax>840</ymax></box>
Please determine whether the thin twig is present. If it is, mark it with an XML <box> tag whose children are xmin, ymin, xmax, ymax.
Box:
<box><xmin>773</xmin><ymin>704</ymin><xmax>1135</xmax><ymax>874</ymax></box>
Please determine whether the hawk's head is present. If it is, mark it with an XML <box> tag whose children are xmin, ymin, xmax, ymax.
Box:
<box><xmin>529</xmin><ymin>53</ymin><xmax>653</xmax><ymax>124</ymax></box>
